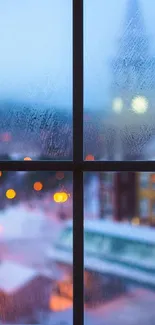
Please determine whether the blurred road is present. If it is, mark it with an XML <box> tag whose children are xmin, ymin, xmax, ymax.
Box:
<box><xmin>85</xmin><ymin>288</ymin><xmax>155</xmax><ymax>325</ymax></box>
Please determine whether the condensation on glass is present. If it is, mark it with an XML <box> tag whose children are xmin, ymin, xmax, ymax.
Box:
<box><xmin>0</xmin><ymin>171</ymin><xmax>73</xmax><ymax>324</ymax></box>
<box><xmin>84</xmin><ymin>0</ymin><xmax>155</xmax><ymax>161</ymax></box>
<box><xmin>84</xmin><ymin>172</ymin><xmax>155</xmax><ymax>325</ymax></box>
<box><xmin>0</xmin><ymin>0</ymin><xmax>72</xmax><ymax>160</ymax></box>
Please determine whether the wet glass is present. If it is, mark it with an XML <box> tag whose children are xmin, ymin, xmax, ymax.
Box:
<box><xmin>0</xmin><ymin>171</ymin><xmax>73</xmax><ymax>324</ymax></box>
<box><xmin>84</xmin><ymin>0</ymin><xmax>155</xmax><ymax>161</ymax></box>
<box><xmin>0</xmin><ymin>0</ymin><xmax>72</xmax><ymax>160</ymax></box>
<box><xmin>84</xmin><ymin>172</ymin><xmax>155</xmax><ymax>325</ymax></box>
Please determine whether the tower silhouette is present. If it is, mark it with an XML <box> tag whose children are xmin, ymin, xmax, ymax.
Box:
<box><xmin>111</xmin><ymin>0</ymin><xmax>155</xmax><ymax>113</ymax></box>
<box><xmin>107</xmin><ymin>0</ymin><xmax>155</xmax><ymax>161</ymax></box>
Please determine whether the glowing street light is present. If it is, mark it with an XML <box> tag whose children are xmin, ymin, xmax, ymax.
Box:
<box><xmin>131</xmin><ymin>96</ymin><xmax>148</xmax><ymax>114</ymax></box>
<box><xmin>85</xmin><ymin>154</ymin><xmax>95</xmax><ymax>161</ymax></box>
<box><xmin>33</xmin><ymin>182</ymin><xmax>43</xmax><ymax>191</ymax></box>
<box><xmin>112</xmin><ymin>97</ymin><xmax>123</xmax><ymax>113</ymax></box>
<box><xmin>53</xmin><ymin>192</ymin><xmax>69</xmax><ymax>203</ymax></box>
<box><xmin>6</xmin><ymin>189</ymin><xmax>16</xmax><ymax>199</ymax></box>
<box><xmin>24</xmin><ymin>157</ymin><xmax>32</xmax><ymax>161</ymax></box>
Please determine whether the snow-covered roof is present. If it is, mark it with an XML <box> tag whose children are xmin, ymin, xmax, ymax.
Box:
<box><xmin>0</xmin><ymin>205</ymin><xmax>45</xmax><ymax>240</ymax></box>
<box><xmin>83</xmin><ymin>219</ymin><xmax>155</xmax><ymax>244</ymax></box>
<box><xmin>65</xmin><ymin>219</ymin><xmax>155</xmax><ymax>244</ymax></box>
<box><xmin>0</xmin><ymin>261</ymin><xmax>38</xmax><ymax>294</ymax></box>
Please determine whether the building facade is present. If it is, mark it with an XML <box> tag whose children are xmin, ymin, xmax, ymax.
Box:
<box><xmin>98</xmin><ymin>172</ymin><xmax>137</xmax><ymax>222</ymax></box>
<box><xmin>136</xmin><ymin>173</ymin><xmax>155</xmax><ymax>226</ymax></box>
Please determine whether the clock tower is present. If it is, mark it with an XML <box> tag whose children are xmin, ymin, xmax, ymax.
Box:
<box><xmin>111</xmin><ymin>0</ymin><xmax>155</xmax><ymax>115</ymax></box>
<box><xmin>107</xmin><ymin>0</ymin><xmax>155</xmax><ymax>161</ymax></box>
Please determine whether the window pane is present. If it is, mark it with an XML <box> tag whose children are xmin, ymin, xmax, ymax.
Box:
<box><xmin>84</xmin><ymin>0</ymin><xmax>155</xmax><ymax>161</ymax></box>
<box><xmin>0</xmin><ymin>0</ymin><xmax>72</xmax><ymax>160</ymax></box>
<box><xmin>0</xmin><ymin>171</ymin><xmax>73</xmax><ymax>324</ymax></box>
<box><xmin>84</xmin><ymin>172</ymin><xmax>155</xmax><ymax>325</ymax></box>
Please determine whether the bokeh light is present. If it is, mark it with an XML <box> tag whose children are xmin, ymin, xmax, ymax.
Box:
<box><xmin>151</xmin><ymin>174</ymin><xmax>155</xmax><ymax>182</ymax></box>
<box><xmin>112</xmin><ymin>97</ymin><xmax>123</xmax><ymax>113</ymax></box>
<box><xmin>132</xmin><ymin>217</ymin><xmax>140</xmax><ymax>225</ymax></box>
<box><xmin>131</xmin><ymin>96</ymin><xmax>148</xmax><ymax>114</ymax></box>
<box><xmin>33</xmin><ymin>182</ymin><xmax>43</xmax><ymax>191</ymax></box>
<box><xmin>24</xmin><ymin>157</ymin><xmax>32</xmax><ymax>161</ymax></box>
<box><xmin>85</xmin><ymin>154</ymin><xmax>95</xmax><ymax>161</ymax></box>
<box><xmin>56</xmin><ymin>171</ymin><xmax>65</xmax><ymax>180</ymax></box>
<box><xmin>0</xmin><ymin>171</ymin><xmax>2</xmax><ymax>177</ymax></box>
<box><xmin>6</xmin><ymin>189</ymin><xmax>16</xmax><ymax>199</ymax></box>
<box><xmin>53</xmin><ymin>192</ymin><xmax>69</xmax><ymax>203</ymax></box>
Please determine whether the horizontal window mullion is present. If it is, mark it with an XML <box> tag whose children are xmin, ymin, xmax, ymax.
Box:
<box><xmin>0</xmin><ymin>161</ymin><xmax>74</xmax><ymax>171</ymax></box>
<box><xmin>0</xmin><ymin>160</ymin><xmax>155</xmax><ymax>172</ymax></box>
<box><xmin>82</xmin><ymin>161</ymin><xmax>155</xmax><ymax>172</ymax></box>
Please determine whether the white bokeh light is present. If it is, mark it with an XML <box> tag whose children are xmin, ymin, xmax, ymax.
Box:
<box><xmin>131</xmin><ymin>96</ymin><xmax>148</xmax><ymax>114</ymax></box>
<box><xmin>112</xmin><ymin>97</ymin><xmax>123</xmax><ymax>113</ymax></box>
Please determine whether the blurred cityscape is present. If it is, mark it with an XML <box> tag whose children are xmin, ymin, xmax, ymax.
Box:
<box><xmin>1</xmin><ymin>0</ymin><xmax>155</xmax><ymax>323</ymax></box>
<box><xmin>0</xmin><ymin>171</ymin><xmax>155</xmax><ymax>324</ymax></box>
<box><xmin>0</xmin><ymin>171</ymin><xmax>73</xmax><ymax>324</ymax></box>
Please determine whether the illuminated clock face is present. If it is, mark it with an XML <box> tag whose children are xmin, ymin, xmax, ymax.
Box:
<box><xmin>112</xmin><ymin>97</ymin><xmax>123</xmax><ymax>113</ymax></box>
<box><xmin>131</xmin><ymin>96</ymin><xmax>148</xmax><ymax>114</ymax></box>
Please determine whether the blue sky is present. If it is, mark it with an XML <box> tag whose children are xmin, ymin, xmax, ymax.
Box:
<box><xmin>0</xmin><ymin>0</ymin><xmax>72</xmax><ymax>108</ymax></box>
<box><xmin>0</xmin><ymin>0</ymin><xmax>154</xmax><ymax>110</ymax></box>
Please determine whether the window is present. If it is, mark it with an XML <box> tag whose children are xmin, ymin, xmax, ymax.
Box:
<box><xmin>139</xmin><ymin>173</ymin><xmax>150</xmax><ymax>188</ymax></box>
<box><xmin>139</xmin><ymin>198</ymin><xmax>149</xmax><ymax>219</ymax></box>
<box><xmin>2</xmin><ymin>1</ymin><xmax>155</xmax><ymax>325</ymax></box>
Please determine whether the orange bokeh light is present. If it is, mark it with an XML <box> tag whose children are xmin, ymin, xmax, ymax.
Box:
<box><xmin>6</xmin><ymin>189</ymin><xmax>16</xmax><ymax>199</ymax></box>
<box><xmin>24</xmin><ymin>157</ymin><xmax>32</xmax><ymax>161</ymax></box>
<box><xmin>53</xmin><ymin>192</ymin><xmax>68</xmax><ymax>203</ymax></box>
<box><xmin>151</xmin><ymin>174</ymin><xmax>155</xmax><ymax>182</ymax></box>
<box><xmin>33</xmin><ymin>182</ymin><xmax>43</xmax><ymax>191</ymax></box>
<box><xmin>0</xmin><ymin>171</ymin><xmax>2</xmax><ymax>177</ymax></box>
<box><xmin>49</xmin><ymin>295</ymin><xmax>72</xmax><ymax>311</ymax></box>
<box><xmin>85</xmin><ymin>154</ymin><xmax>95</xmax><ymax>161</ymax></box>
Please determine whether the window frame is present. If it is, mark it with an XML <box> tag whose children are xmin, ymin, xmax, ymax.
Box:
<box><xmin>0</xmin><ymin>1</ymin><xmax>155</xmax><ymax>325</ymax></box>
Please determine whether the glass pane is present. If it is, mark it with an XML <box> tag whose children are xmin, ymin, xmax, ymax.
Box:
<box><xmin>0</xmin><ymin>1</ymin><xmax>72</xmax><ymax>160</ymax></box>
<box><xmin>84</xmin><ymin>172</ymin><xmax>155</xmax><ymax>325</ymax></box>
<box><xmin>0</xmin><ymin>171</ymin><xmax>73</xmax><ymax>324</ymax></box>
<box><xmin>84</xmin><ymin>0</ymin><xmax>155</xmax><ymax>161</ymax></box>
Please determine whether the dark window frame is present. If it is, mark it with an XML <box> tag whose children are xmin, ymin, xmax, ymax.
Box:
<box><xmin>0</xmin><ymin>1</ymin><xmax>154</xmax><ymax>325</ymax></box>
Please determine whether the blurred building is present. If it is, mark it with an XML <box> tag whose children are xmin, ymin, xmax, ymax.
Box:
<box><xmin>98</xmin><ymin>172</ymin><xmax>155</xmax><ymax>227</ymax></box>
<box><xmin>98</xmin><ymin>172</ymin><xmax>114</xmax><ymax>219</ymax></box>
<box><xmin>136</xmin><ymin>172</ymin><xmax>155</xmax><ymax>226</ymax></box>
<box><xmin>0</xmin><ymin>261</ymin><xmax>52</xmax><ymax>323</ymax></box>
<box><xmin>98</xmin><ymin>172</ymin><xmax>137</xmax><ymax>222</ymax></box>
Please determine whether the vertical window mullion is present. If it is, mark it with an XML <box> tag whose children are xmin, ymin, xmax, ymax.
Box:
<box><xmin>73</xmin><ymin>171</ymin><xmax>84</xmax><ymax>325</ymax></box>
<box><xmin>73</xmin><ymin>0</ymin><xmax>84</xmax><ymax>325</ymax></box>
